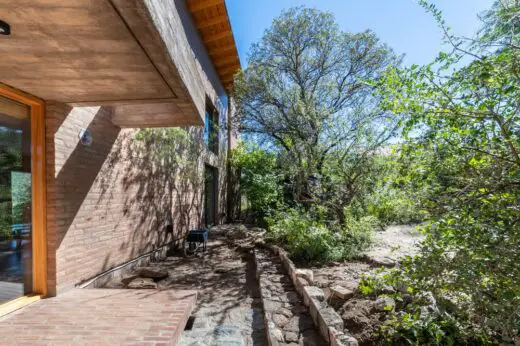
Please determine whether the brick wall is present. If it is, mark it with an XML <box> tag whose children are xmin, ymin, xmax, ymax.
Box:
<box><xmin>45</xmin><ymin>102</ymin><xmax>228</xmax><ymax>295</ymax></box>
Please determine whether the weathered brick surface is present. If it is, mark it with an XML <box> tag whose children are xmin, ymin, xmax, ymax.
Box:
<box><xmin>0</xmin><ymin>288</ymin><xmax>197</xmax><ymax>345</ymax></box>
<box><xmin>45</xmin><ymin>102</ymin><xmax>229</xmax><ymax>295</ymax></box>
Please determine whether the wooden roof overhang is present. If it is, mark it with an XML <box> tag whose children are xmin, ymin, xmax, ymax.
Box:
<box><xmin>0</xmin><ymin>0</ymin><xmax>203</xmax><ymax>127</ymax></box>
<box><xmin>187</xmin><ymin>0</ymin><xmax>241</xmax><ymax>92</ymax></box>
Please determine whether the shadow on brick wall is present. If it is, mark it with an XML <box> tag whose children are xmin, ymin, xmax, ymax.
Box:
<box><xmin>50</xmin><ymin>107</ymin><xmax>209</xmax><ymax>291</ymax></box>
<box><xmin>95</xmin><ymin>127</ymin><xmax>206</xmax><ymax>265</ymax></box>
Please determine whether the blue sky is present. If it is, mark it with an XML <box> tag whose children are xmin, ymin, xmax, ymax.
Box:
<box><xmin>226</xmin><ymin>0</ymin><xmax>495</xmax><ymax>67</ymax></box>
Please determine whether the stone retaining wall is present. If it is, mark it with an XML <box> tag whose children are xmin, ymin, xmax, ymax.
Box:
<box><xmin>264</xmin><ymin>245</ymin><xmax>359</xmax><ymax>346</ymax></box>
<box><xmin>254</xmin><ymin>248</ymin><xmax>326</xmax><ymax>345</ymax></box>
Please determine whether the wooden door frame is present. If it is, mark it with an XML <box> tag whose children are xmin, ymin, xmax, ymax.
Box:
<box><xmin>0</xmin><ymin>83</ymin><xmax>48</xmax><ymax>299</ymax></box>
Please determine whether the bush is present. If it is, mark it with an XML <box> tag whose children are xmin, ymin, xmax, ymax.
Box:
<box><xmin>266</xmin><ymin>207</ymin><xmax>374</xmax><ymax>263</ymax></box>
<box><xmin>359</xmin><ymin>264</ymin><xmax>517</xmax><ymax>345</ymax></box>
<box><xmin>231</xmin><ymin>142</ymin><xmax>283</xmax><ymax>217</ymax></box>
<box><xmin>367</xmin><ymin>188</ymin><xmax>427</xmax><ymax>227</ymax></box>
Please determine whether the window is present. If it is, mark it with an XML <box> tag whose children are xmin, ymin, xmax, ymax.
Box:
<box><xmin>204</xmin><ymin>165</ymin><xmax>218</xmax><ymax>226</ymax></box>
<box><xmin>204</xmin><ymin>102</ymin><xmax>218</xmax><ymax>154</ymax></box>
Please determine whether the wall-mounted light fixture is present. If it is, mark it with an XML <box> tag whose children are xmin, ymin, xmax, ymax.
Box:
<box><xmin>79</xmin><ymin>129</ymin><xmax>93</xmax><ymax>146</ymax></box>
<box><xmin>0</xmin><ymin>20</ymin><xmax>10</xmax><ymax>35</ymax></box>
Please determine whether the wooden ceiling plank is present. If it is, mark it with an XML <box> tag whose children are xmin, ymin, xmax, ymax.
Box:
<box><xmin>214</xmin><ymin>56</ymin><xmax>240</xmax><ymax>67</ymax></box>
<box><xmin>218</xmin><ymin>65</ymin><xmax>240</xmax><ymax>75</ymax></box>
<box><xmin>187</xmin><ymin>0</ymin><xmax>222</xmax><ymax>13</ymax></box>
<box><xmin>209</xmin><ymin>47</ymin><xmax>238</xmax><ymax>58</ymax></box>
<box><xmin>187</xmin><ymin>0</ymin><xmax>240</xmax><ymax>91</ymax></box>
<box><xmin>195</xmin><ymin>14</ymin><xmax>229</xmax><ymax>29</ymax></box>
<box><xmin>203</xmin><ymin>30</ymin><xmax>233</xmax><ymax>43</ymax></box>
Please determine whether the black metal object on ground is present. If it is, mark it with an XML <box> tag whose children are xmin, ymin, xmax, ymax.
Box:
<box><xmin>187</xmin><ymin>229</ymin><xmax>208</xmax><ymax>252</ymax></box>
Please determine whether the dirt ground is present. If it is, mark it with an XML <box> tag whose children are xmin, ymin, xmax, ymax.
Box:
<box><xmin>363</xmin><ymin>224</ymin><xmax>424</xmax><ymax>263</ymax></box>
<box><xmin>307</xmin><ymin>224</ymin><xmax>424</xmax><ymax>345</ymax></box>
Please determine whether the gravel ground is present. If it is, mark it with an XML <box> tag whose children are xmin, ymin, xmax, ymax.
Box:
<box><xmin>363</xmin><ymin>224</ymin><xmax>424</xmax><ymax>263</ymax></box>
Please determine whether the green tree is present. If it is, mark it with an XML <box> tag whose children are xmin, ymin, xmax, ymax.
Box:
<box><xmin>374</xmin><ymin>0</ymin><xmax>520</xmax><ymax>341</ymax></box>
<box><xmin>233</xmin><ymin>7</ymin><xmax>400</xmax><ymax>227</ymax></box>
<box><xmin>231</xmin><ymin>142</ymin><xmax>282</xmax><ymax>219</ymax></box>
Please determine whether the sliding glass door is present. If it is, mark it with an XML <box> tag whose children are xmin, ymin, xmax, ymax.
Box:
<box><xmin>0</xmin><ymin>95</ymin><xmax>33</xmax><ymax>303</ymax></box>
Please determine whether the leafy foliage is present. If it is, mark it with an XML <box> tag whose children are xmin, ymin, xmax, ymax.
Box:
<box><xmin>266</xmin><ymin>206</ymin><xmax>374</xmax><ymax>263</ymax></box>
<box><xmin>234</xmin><ymin>6</ymin><xmax>401</xmax><ymax>229</ymax></box>
<box><xmin>372</xmin><ymin>0</ymin><xmax>520</xmax><ymax>342</ymax></box>
<box><xmin>366</xmin><ymin>154</ymin><xmax>429</xmax><ymax>227</ymax></box>
<box><xmin>231</xmin><ymin>142</ymin><xmax>282</xmax><ymax>216</ymax></box>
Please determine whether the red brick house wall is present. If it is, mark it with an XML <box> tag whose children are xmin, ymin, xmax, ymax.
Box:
<box><xmin>45</xmin><ymin>102</ymin><xmax>228</xmax><ymax>295</ymax></box>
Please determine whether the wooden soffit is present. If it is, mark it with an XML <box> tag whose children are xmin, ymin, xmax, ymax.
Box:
<box><xmin>0</xmin><ymin>0</ymin><xmax>203</xmax><ymax>126</ymax></box>
<box><xmin>187</xmin><ymin>0</ymin><xmax>241</xmax><ymax>91</ymax></box>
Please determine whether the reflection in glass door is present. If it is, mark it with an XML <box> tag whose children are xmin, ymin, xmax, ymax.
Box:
<box><xmin>0</xmin><ymin>95</ymin><xmax>32</xmax><ymax>304</ymax></box>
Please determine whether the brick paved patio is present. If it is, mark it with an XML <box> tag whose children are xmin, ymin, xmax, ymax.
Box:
<box><xmin>0</xmin><ymin>288</ymin><xmax>197</xmax><ymax>345</ymax></box>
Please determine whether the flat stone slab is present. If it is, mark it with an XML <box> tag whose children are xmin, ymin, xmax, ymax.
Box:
<box><xmin>127</xmin><ymin>277</ymin><xmax>157</xmax><ymax>289</ymax></box>
<box><xmin>0</xmin><ymin>288</ymin><xmax>197</xmax><ymax>345</ymax></box>
<box><xmin>136</xmin><ymin>266</ymin><xmax>169</xmax><ymax>279</ymax></box>
<box><xmin>330</xmin><ymin>285</ymin><xmax>354</xmax><ymax>300</ymax></box>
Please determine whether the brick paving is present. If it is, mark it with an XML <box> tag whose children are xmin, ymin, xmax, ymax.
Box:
<box><xmin>0</xmin><ymin>288</ymin><xmax>197</xmax><ymax>345</ymax></box>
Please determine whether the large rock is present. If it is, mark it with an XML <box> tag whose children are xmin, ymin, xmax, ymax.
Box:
<box><xmin>330</xmin><ymin>285</ymin><xmax>354</xmax><ymax>300</ymax></box>
<box><xmin>368</xmin><ymin>256</ymin><xmax>395</xmax><ymax>267</ymax></box>
<box><xmin>127</xmin><ymin>277</ymin><xmax>157</xmax><ymax>289</ymax></box>
<box><xmin>270</xmin><ymin>324</ymin><xmax>285</xmax><ymax>343</ymax></box>
<box><xmin>136</xmin><ymin>267</ymin><xmax>168</xmax><ymax>280</ymax></box>
<box><xmin>284</xmin><ymin>331</ymin><xmax>299</xmax><ymax>343</ymax></box>
<box><xmin>304</xmin><ymin>286</ymin><xmax>325</xmax><ymax>302</ymax></box>
<box><xmin>329</xmin><ymin>327</ymin><xmax>359</xmax><ymax>346</ymax></box>
<box><xmin>276</xmin><ymin>307</ymin><xmax>293</xmax><ymax>318</ymax></box>
<box><xmin>319</xmin><ymin>306</ymin><xmax>344</xmax><ymax>331</ymax></box>
<box><xmin>336</xmin><ymin>333</ymin><xmax>359</xmax><ymax>346</ymax></box>
<box><xmin>286</xmin><ymin>315</ymin><xmax>314</xmax><ymax>333</ymax></box>
<box><xmin>273</xmin><ymin>313</ymin><xmax>289</xmax><ymax>327</ymax></box>
<box><xmin>295</xmin><ymin>269</ymin><xmax>314</xmax><ymax>284</ymax></box>
<box><xmin>263</xmin><ymin>299</ymin><xmax>282</xmax><ymax>312</ymax></box>
<box><xmin>313</xmin><ymin>277</ymin><xmax>330</xmax><ymax>288</ymax></box>
<box><xmin>332</xmin><ymin>280</ymin><xmax>359</xmax><ymax>292</ymax></box>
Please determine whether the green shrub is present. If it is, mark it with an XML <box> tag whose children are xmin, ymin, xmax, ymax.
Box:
<box><xmin>231</xmin><ymin>142</ymin><xmax>282</xmax><ymax>217</ymax></box>
<box><xmin>266</xmin><ymin>207</ymin><xmax>375</xmax><ymax>263</ymax></box>
<box><xmin>359</xmin><ymin>267</ymin><xmax>513</xmax><ymax>345</ymax></box>
<box><xmin>367</xmin><ymin>188</ymin><xmax>426</xmax><ymax>227</ymax></box>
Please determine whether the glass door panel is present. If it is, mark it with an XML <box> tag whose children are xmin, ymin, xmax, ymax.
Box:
<box><xmin>0</xmin><ymin>95</ymin><xmax>32</xmax><ymax>304</ymax></box>
<box><xmin>204</xmin><ymin>166</ymin><xmax>217</xmax><ymax>227</ymax></box>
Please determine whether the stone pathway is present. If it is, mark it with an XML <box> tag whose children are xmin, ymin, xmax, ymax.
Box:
<box><xmin>163</xmin><ymin>228</ymin><xmax>264</xmax><ymax>346</ymax></box>
<box><xmin>256</xmin><ymin>248</ymin><xmax>327</xmax><ymax>346</ymax></box>
<box><xmin>101</xmin><ymin>226</ymin><xmax>265</xmax><ymax>346</ymax></box>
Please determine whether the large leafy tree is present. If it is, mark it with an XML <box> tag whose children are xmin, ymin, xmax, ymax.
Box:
<box><xmin>375</xmin><ymin>0</ymin><xmax>519</xmax><ymax>341</ymax></box>
<box><xmin>234</xmin><ymin>7</ymin><xmax>400</xmax><ymax>225</ymax></box>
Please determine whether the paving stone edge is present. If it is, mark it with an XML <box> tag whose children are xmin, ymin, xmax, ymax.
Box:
<box><xmin>254</xmin><ymin>244</ymin><xmax>359</xmax><ymax>346</ymax></box>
